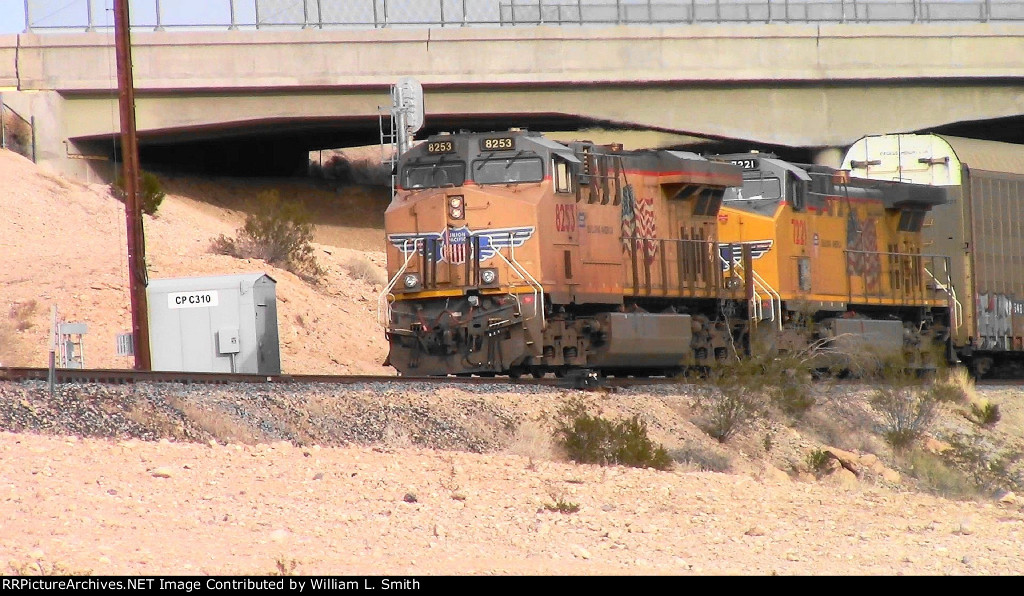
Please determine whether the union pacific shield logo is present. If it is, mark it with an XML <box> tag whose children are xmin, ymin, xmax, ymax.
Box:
<box><xmin>388</xmin><ymin>226</ymin><xmax>535</xmax><ymax>264</ymax></box>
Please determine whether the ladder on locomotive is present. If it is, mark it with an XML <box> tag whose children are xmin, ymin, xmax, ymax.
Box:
<box><xmin>378</xmin><ymin>104</ymin><xmax>398</xmax><ymax>200</ymax></box>
<box><xmin>720</xmin><ymin>246</ymin><xmax>782</xmax><ymax>330</ymax></box>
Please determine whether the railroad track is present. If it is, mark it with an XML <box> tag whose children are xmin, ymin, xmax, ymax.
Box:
<box><xmin>0</xmin><ymin>367</ymin><xmax>678</xmax><ymax>390</ymax></box>
<box><xmin>2</xmin><ymin>366</ymin><xmax>1017</xmax><ymax>388</ymax></box>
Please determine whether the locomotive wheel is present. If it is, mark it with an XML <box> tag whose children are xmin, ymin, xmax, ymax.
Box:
<box><xmin>530</xmin><ymin>369</ymin><xmax>545</xmax><ymax>379</ymax></box>
<box><xmin>508</xmin><ymin>367</ymin><xmax>523</xmax><ymax>380</ymax></box>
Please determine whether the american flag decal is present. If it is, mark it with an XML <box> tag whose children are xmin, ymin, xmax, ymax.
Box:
<box><xmin>635</xmin><ymin>194</ymin><xmax>658</xmax><ymax>264</ymax></box>
<box><xmin>620</xmin><ymin>184</ymin><xmax>636</xmax><ymax>252</ymax></box>
<box><xmin>846</xmin><ymin>211</ymin><xmax>881</xmax><ymax>292</ymax></box>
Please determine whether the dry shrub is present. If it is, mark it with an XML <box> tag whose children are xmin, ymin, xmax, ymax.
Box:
<box><xmin>869</xmin><ymin>367</ymin><xmax>940</xmax><ymax>451</ymax></box>
<box><xmin>164</xmin><ymin>396</ymin><xmax>263</xmax><ymax>444</ymax></box>
<box><xmin>900</xmin><ymin>448</ymin><xmax>977</xmax><ymax>500</ymax></box>
<box><xmin>342</xmin><ymin>256</ymin><xmax>386</xmax><ymax>286</ymax></box>
<box><xmin>669</xmin><ymin>440</ymin><xmax>732</xmax><ymax>472</ymax></box>
<box><xmin>211</xmin><ymin>189</ymin><xmax>324</xmax><ymax>283</ymax></box>
<box><xmin>507</xmin><ymin>419</ymin><xmax>556</xmax><ymax>461</ymax></box>
<box><xmin>9</xmin><ymin>300</ymin><xmax>37</xmax><ymax>331</ymax></box>
<box><xmin>930</xmin><ymin>366</ymin><xmax>977</xmax><ymax>404</ymax></box>
<box><xmin>555</xmin><ymin>400</ymin><xmax>672</xmax><ymax>470</ymax></box>
<box><xmin>8</xmin><ymin>558</ymin><xmax>91</xmax><ymax>576</ymax></box>
<box><xmin>695</xmin><ymin>359</ymin><xmax>769</xmax><ymax>443</ymax></box>
<box><xmin>382</xmin><ymin>420</ymin><xmax>413</xmax><ymax>448</ymax></box>
<box><xmin>2</xmin><ymin>107</ymin><xmax>33</xmax><ymax>160</ymax></box>
<box><xmin>941</xmin><ymin>432</ymin><xmax>1023</xmax><ymax>495</ymax></box>
<box><xmin>968</xmin><ymin>398</ymin><xmax>1001</xmax><ymax>427</ymax></box>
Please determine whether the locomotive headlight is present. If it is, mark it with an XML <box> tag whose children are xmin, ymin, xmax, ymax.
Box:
<box><xmin>448</xmin><ymin>195</ymin><xmax>465</xmax><ymax>220</ymax></box>
<box><xmin>403</xmin><ymin>273</ymin><xmax>421</xmax><ymax>290</ymax></box>
<box><xmin>725</xmin><ymin>276</ymin><xmax>742</xmax><ymax>290</ymax></box>
<box><xmin>480</xmin><ymin>268</ymin><xmax>498</xmax><ymax>285</ymax></box>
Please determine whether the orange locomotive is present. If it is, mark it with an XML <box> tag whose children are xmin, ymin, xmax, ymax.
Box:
<box><xmin>711</xmin><ymin>153</ymin><xmax>955</xmax><ymax>370</ymax></box>
<box><xmin>379</xmin><ymin>129</ymin><xmax>745</xmax><ymax>377</ymax></box>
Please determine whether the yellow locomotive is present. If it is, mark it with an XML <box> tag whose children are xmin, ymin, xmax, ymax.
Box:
<box><xmin>379</xmin><ymin>129</ymin><xmax>744</xmax><ymax>377</ymax></box>
<box><xmin>712</xmin><ymin>153</ymin><xmax>954</xmax><ymax>369</ymax></box>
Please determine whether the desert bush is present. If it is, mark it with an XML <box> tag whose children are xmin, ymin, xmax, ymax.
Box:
<box><xmin>694</xmin><ymin>359</ymin><xmax>769</xmax><ymax>442</ymax></box>
<box><xmin>869</xmin><ymin>366</ymin><xmax>940</xmax><ymax>451</ymax></box>
<box><xmin>269</xmin><ymin>558</ymin><xmax>298</xmax><ymax>576</ymax></box>
<box><xmin>669</xmin><ymin>440</ymin><xmax>732</xmax><ymax>472</ymax></box>
<box><xmin>9</xmin><ymin>300</ymin><xmax>38</xmax><ymax>331</ymax></box>
<box><xmin>555</xmin><ymin>401</ymin><xmax>672</xmax><ymax>470</ymax></box>
<box><xmin>7</xmin><ymin>558</ymin><xmax>91</xmax><ymax>576</ymax></box>
<box><xmin>805</xmin><ymin>448</ymin><xmax>831</xmax><ymax>476</ymax></box>
<box><xmin>113</xmin><ymin>170</ymin><xmax>166</xmax><ymax>215</ymax></box>
<box><xmin>761</xmin><ymin>352</ymin><xmax>817</xmax><ymax>417</ymax></box>
<box><xmin>211</xmin><ymin>190</ymin><xmax>324</xmax><ymax>283</ymax></box>
<box><xmin>941</xmin><ymin>433</ymin><xmax>1023</xmax><ymax>495</ymax></box>
<box><xmin>2</xmin><ymin>108</ymin><xmax>33</xmax><ymax>160</ymax></box>
<box><xmin>343</xmin><ymin>256</ymin><xmax>386</xmax><ymax>286</ymax></box>
<box><xmin>930</xmin><ymin>366</ymin><xmax>976</xmax><ymax>404</ymax></box>
<box><xmin>901</xmin><ymin>448</ymin><xmax>977</xmax><ymax>499</ymax></box>
<box><xmin>968</xmin><ymin>399</ymin><xmax>1001</xmax><ymax>427</ymax></box>
<box><xmin>542</xmin><ymin>498</ymin><xmax>580</xmax><ymax>514</ymax></box>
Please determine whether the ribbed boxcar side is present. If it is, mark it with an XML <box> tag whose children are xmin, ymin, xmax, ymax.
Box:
<box><xmin>842</xmin><ymin>134</ymin><xmax>1024</xmax><ymax>377</ymax></box>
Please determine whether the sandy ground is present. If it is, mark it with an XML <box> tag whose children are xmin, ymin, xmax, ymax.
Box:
<box><xmin>1</xmin><ymin>427</ymin><xmax>1023</xmax><ymax>576</ymax></box>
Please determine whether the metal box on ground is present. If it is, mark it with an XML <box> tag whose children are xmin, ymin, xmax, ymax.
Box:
<box><xmin>147</xmin><ymin>272</ymin><xmax>280</xmax><ymax>374</ymax></box>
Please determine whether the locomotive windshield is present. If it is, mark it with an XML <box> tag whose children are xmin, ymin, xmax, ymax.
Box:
<box><xmin>401</xmin><ymin>161</ymin><xmax>467</xmax><ymax>189</ymax></box>
<box><xmin>472</xmin><ymin>156</ymin><xmax>544</xmax><ymax>185</ymax></box>
<box><xmin>725</xmin><ymin>177</ymin><xmax>782</xmax><ymax>202</ymax></box>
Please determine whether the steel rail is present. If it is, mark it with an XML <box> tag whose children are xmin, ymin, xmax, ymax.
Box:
<box><xmin>0</xmin><ymin>367</ymin><xmax>681</xmax><ymax>389</ymax></box>
<box><xmin>2</xmin><ymin>366</ymin><xmax>1015</xmax><ymax>387</ymax></box>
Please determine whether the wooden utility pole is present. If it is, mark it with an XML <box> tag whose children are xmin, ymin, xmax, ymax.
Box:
<box><xmin>114</xmin><ymin>0</ymin><xmax>152</xmax><ymax>370</ymax></box>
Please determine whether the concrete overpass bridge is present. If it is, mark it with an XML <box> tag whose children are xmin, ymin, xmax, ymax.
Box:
<box><xmin>2</xmin><ymin>20</ymin><xmax>1024</xmax><ymax>179</ymax></box>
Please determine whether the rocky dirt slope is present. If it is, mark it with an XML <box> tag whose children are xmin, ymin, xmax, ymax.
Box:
<box><xmin>0</xmin><ymin>149</ymin><xmax>392</xmax><ymax>375</ymax></box>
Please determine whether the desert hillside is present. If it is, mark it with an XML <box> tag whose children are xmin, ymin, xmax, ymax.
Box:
<box><xmin>0</xmin><ymin>149</ymin><xmax>393</xmax><ymax>375</ymax></box>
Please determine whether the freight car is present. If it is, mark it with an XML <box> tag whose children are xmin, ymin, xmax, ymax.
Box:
<box><xmin>842</xmin><ymin>134</ymin><xmax>1024</xmax><ymax>378</ymax></box>
<box><xmin>378</xmin><ymin>128</ymin><xmax>953</xmax><ymax>378</ymax></box>
<box><xmin>709</xmin><ymin>152</ymin><xmax>954</xmax><ymax>372</ymax></box>
<box><xmin>379</xmin><ymin>129</ymin><xmax>746</xmax><ymax>377</ymax></box>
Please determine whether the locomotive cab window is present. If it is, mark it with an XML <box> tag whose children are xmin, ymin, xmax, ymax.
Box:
<box><xmin>402</xmin><ymin>161</ymin><xmax>467</xmax><ymax>189</ymax></box>
<box><xmin>553</xmin><ymin>157</ymin><xmax>575</xmax><ymax>194</ymax></box>
<box><xmin>472</xmin><ymin>155</ymin><xmax>544</xmax><ymax>185</ymax></box>
<box><xmin>727</xmin><ymin>177</ymin><xmax>782</xmax><ymax>202</ymax></box>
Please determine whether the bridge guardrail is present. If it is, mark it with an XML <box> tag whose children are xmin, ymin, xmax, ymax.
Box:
<box><xmin>22</xmin><ymin>0</ymin><xmax>1024</xmax><ymax>33</ymax></box>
